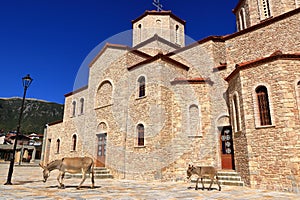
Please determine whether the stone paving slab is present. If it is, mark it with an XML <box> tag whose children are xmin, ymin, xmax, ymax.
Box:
<box><xmin>0</xmin><ymin>164</ymin><xmax>299</xmax><ymax>199</ymax></box>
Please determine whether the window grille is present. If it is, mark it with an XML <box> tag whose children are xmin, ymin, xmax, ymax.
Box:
<box><xmin>138</xmin><ymin>76</ymin><xmax>146</xmax><ymax>97</ymax></box>
<box><xmin>137</xmin><ymin>124</ymin><xmax>144</xmax><ymax>146</ymax></box>
<box><xmin>256</xmin><ymin>86</ymin><xmax>272</xmax><ymax>126</ymax></box>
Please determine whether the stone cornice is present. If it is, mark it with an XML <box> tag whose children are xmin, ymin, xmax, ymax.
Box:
<box><xmin>64</xmin><ymin>85</ymin><xmax>88</xmax><ymax>97</ymax></box>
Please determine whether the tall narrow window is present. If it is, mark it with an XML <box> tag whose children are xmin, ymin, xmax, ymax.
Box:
<box><xmin>239</xmin><ymin>8</ymin><xmax>246</xmax><ymax>30</ymax></box>
<box><xmin>80</xmin><ymin>98</ymin><xmax>84</xmax><ymax>115</ymax></box>
<box><xmin>138</xmin><ymin>76</ymin><xmax>145</xmax><ymax>98</ymax></box>
<box><xmin>256</xmin><ymin>86</ymin><xmax>272</xmax><ymax>126</ymax></box>
<box><xmin>260</xmin><ymin>0</ymin><xmax>271</xmax><ymax>19</ymax></box>
<box><xmin>175</xmin><ymin>25</ymin><xmax>179</xmax><ymax>44</ymax></box>
<box><xmin>189</xmin><ymin>105</ymin><xmax>200</xmax><ymax>136</ymax></box>
<box><xmin>233</xmin><ymin>94</ymin><xmax>241</xmax><ymax>132</ymax></box>
<box><xmin>72</xmin><ymin>101</ymin><xmax>76</xmax><ymax>117</ymax></box>
<box><xmin>137</xmin><ymin>124</ymin><xmax>144</xmax><ymax>146</ymax></box>
<box><xmin>138</xmin><ymin>24</ymin><xmax>142</xmax><ymax>43</ymax></box>
<box><xmin>72</xmin><ymin>134</ymin><xmax>77</xmax><ymax>151</ymax></box>
<box><xmin>56</xmin><ymin>139</ymin><xmax>60</xmax><ymax>154</ymax></box>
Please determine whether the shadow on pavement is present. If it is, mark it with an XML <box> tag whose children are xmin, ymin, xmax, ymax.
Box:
<box><xmin>47</xmin><ymin>185</ymin><xmax>101</xmax><ymax>189</ymax></box>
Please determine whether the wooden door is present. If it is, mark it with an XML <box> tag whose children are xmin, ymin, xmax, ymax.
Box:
<box><xmin>220</xmin><ymin>126</ymin><xmax>235</xmax><ymax>170</ymax></box>
<box><xmin>96</xmin><ymin>133</ymin><xmax>107</xmax><ymax>167</ymax></box>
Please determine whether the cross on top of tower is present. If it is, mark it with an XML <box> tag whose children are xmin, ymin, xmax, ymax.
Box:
<box><xmin>153</xmin><ymin>0</ymin><xmax>163</xmax><ymax>12</ymax></box>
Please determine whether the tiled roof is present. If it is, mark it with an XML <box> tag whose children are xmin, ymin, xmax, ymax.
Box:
<box><xmin>48</xmin><ymin>120</ymin><xmax>63</xmax><ymax>126</ymax></box>
<box><xmin>171</xmin><ymin>77</ymin><xmax>213</xmax><ymax>85</ymax></box>
<box><xmin>213</xmin><ymin>63</ymin><xmax>227</xmax><ymax>72</ymax></box>
<box><xmin>64</xmin><ymin>85</ymin><xmax>88</xmax><ymax>97</ymax></box>
<box><xmin>167</xmin><ymin>7</ymin><xmax>300</xmax><ymax>56</ymax></box>
<box><xmin>225</xmin><ymin>52</ymin><xmax>300</xmax><ymax>82</ymax></box>
<box><xmin>133</xmin><ymin>34</ymin><xmax>181</xmax><ymax>50</ymax></box>
<box><xmin>132</xmin><ymin>10</ymin><xmax>186</xmax><ymax>25</ymax></box>
<box><xmin>89</xmin><ymin>43</ymin><xmax>152</xmax><ymax>67</ymax></box>
<box><xmin>127</xmin><ymin>52</ymin><xmax>189</xmax><ymax>71</ymax></box>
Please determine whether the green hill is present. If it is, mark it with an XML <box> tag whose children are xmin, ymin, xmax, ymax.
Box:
<box><xmin>0</xmin><ymin>98</ymin><xmax>64</xmax><ymax>134</ymax></box>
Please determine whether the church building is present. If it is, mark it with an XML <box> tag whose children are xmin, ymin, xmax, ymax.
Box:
<box><xmin>42</xmin><ymin>0</ymin><xmax>300</xmax><ymax>191</ymax></box>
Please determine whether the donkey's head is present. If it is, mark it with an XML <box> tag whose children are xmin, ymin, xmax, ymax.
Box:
<box><xmin>39</xmin><ymin>163</ymin><xmax>50</xmax><ymax>182</ymax></box>
<box><xmin>186</xmin><ymin>164</ymin><xmax>196</xmax><ymax>180</ymax></box>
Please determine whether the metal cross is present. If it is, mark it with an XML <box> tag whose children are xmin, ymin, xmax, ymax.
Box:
<box><xmin>153</xmin><ymin>0</ymin><xmax>163</xmax><ymax>12</ymax></box>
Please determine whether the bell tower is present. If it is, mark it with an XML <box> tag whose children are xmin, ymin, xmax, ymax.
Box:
<box><xmin>132</xmin><ymin>10</ymin><xmax>186</xmax><ymax>47</ymax></box>
<box><xmin>233</xmin><ymin>0</ymin><xmax>299</xmax><ymax>31</ymax></box>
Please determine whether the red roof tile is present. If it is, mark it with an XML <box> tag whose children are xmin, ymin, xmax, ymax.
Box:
<box><xmin>225</xmin><ymin>52</ymin><xmax>300</xmax><ymax>82</ymax></box>
<box><xmin>127</xmin><ymin>52</ymin><xmax>189</xmax><ymax>71</ymax></box>
<box><xmin>171</xmin><ymin>77</ymin><xmax>213</xmax><ymax>85</ymax></box>
<box><xmin>132</xmin><ymin>10</ymin><xmax>186</xmax><ymax>25</ymax></box>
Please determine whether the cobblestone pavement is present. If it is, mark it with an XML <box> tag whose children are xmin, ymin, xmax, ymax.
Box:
<box><xmin>0</xmin><ymin>164</ymin><xmax>299</xmax><ymax>200</ymax></box>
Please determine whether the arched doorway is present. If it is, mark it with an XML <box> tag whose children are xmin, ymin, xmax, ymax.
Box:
<box><xmin>96</xmin><ymin>122</ymin><xmax>108</xmax><ymax>167</ymax></box>
<box><xmin>217</xmin><ymin>116</ymin><xmax>235</xmax><ymax>170</ymax></box>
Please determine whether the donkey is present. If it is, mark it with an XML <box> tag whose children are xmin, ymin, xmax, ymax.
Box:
<box><xmin>39</xmin><ymin>157</ymin><xmax>95</xmax><ymax>189</ymax></box>
<box><xmin>186</xmin><ymin>164</ymin><xmax>221</xmax><ymax>191</ymax></box>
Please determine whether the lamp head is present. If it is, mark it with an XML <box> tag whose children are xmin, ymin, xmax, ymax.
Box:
<box><xmin>22</xmin><ymin>74</ymin><xmax>33</xmax><ymax>88</ymax></box>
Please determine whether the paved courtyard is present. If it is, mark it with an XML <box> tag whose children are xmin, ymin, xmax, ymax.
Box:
<box><xmin>0</xmin><ymin>163</ymin><xmax>299</xmax><ymax>200</ymax></box>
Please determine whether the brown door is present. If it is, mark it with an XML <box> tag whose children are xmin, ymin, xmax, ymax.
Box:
<box><xmin>96</xmin><ymin>133</ymin><xmax>107</xmax><ymax>167</ymax></box>
<box><xmin>220</xmin><ymin>126</ymin><xmax>235</xmax><ymax>170</ymax></box>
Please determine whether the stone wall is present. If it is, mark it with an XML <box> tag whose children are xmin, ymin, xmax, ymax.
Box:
<box><xmin>225</xmin><ymin>10</ymin><xmax>300</xmax><ymax>76</ymax></box>
<box><xmin>227</xmin><ymin>59</ymin><xmax>300</xmax><ymax>190</ymax></box>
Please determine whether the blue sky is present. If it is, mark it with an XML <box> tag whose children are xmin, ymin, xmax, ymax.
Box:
<box><xmin>0</xmin><ymin>0</ymin><xmax>238</xmax><ymax>104</ymax></box>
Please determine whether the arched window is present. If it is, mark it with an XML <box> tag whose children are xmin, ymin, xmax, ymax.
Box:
<box><xmin>56</xmin><ymin>139</ymin><xmax>60</xmax><ymax>154</ymax></box>
<box><xmin>96</xmin><ymin>80</ymin><xmax>113</xmax><ymax>108</ymax></box>
<box><xmin>72</xmin><ymin>134</ymin><xmax>77</xmax><ymax>151</ymax></box>
<box><xmin>189</xmin><ymin>105</ymin><xmax>200</xmax><ymax>136</ymax></box>
<box><xmin>137</xmin><ymin>124</ymin><xmax>144</xmax><ymax>146</ymax></box>
<box><xmin>232</xmin><ymin>94</ymin><xmax>241</xmax><ymax>132</ymax></box>
<box><xmin>256</xmin><ymin>86</ymin><xmax>272</xmax><ymax>126</ymax></box>
<box><xmin>138</xmin><ymin>24</ymin><xmax>142</xmax><ymax>43</ymax></box>
<box><xmin>138</xmin><ymin>76</ymin><xmax>146</xmax><ymax>98</ymax></box>
<box><xmin>239</xmin><ymin>8</ymin><xmax>246</xmax><ymax>30</ymax></box>
<box><xmin>72</xmin><ymin>101</ymin><xmax>76</xmax><ymax>117</ymax></box>
<box><xmin>175</xmin><ymin>25</ymin><xmax>179</xmax><ymax>44</ymax></box>
<box><xmin>259</xmin><ymin>0</ymin><xmax>271</xmax><ymax>19</ymax></box>
<box><xmin>80</xmin><ymin>98</ymin><xmax>84</xmax><ymax>115</ymax></box>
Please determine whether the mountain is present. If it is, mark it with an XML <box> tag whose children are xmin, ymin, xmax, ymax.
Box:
<box><xmin>0</xmin><ymin>98</ymin><xmax>64</xmax><ymax>134</ymax></box>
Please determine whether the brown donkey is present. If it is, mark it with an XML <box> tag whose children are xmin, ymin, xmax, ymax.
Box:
<box><xmin>187</xmin><ymin>164</ymin><xmax>221</xmax><ymax>191</ymax></box>
<box><xmin>39</xmin><ymin>157</ymin><xmax>95</xmax><ymax>189</ymax></box>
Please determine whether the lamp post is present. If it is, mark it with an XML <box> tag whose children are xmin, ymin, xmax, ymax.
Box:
<box><xmin>4</xmin><ymin>74</ymin><xmax>33</xmax><ymax>185</ymax></box>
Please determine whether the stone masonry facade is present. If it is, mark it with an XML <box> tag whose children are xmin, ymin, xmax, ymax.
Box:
<box><xmin>42</xmin><ymin>0</ymin><xmax>300</xmax><ymax>191</ymax></box>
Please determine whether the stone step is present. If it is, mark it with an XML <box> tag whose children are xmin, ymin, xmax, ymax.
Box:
<box><xmin>191</xmin><ymin>170</ymin><xmax>244</xmax><ymax>187</ymax></box>
<box><xmin>65</xmin><ymin>167</ymin><xmax>113</xmax><ymax>179</ymax></box>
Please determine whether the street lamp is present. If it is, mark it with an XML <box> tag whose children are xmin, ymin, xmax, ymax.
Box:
<box><xmin>4</xmin><ymin>74</ymin><xmax>33</xmax><ymax>185</ymax></box>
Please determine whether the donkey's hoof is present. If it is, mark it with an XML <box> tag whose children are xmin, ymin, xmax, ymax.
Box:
<box><xmin>58</xmin><ymin>185</ymin><xmax>65</xmax><ymax>189</ymax></box>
